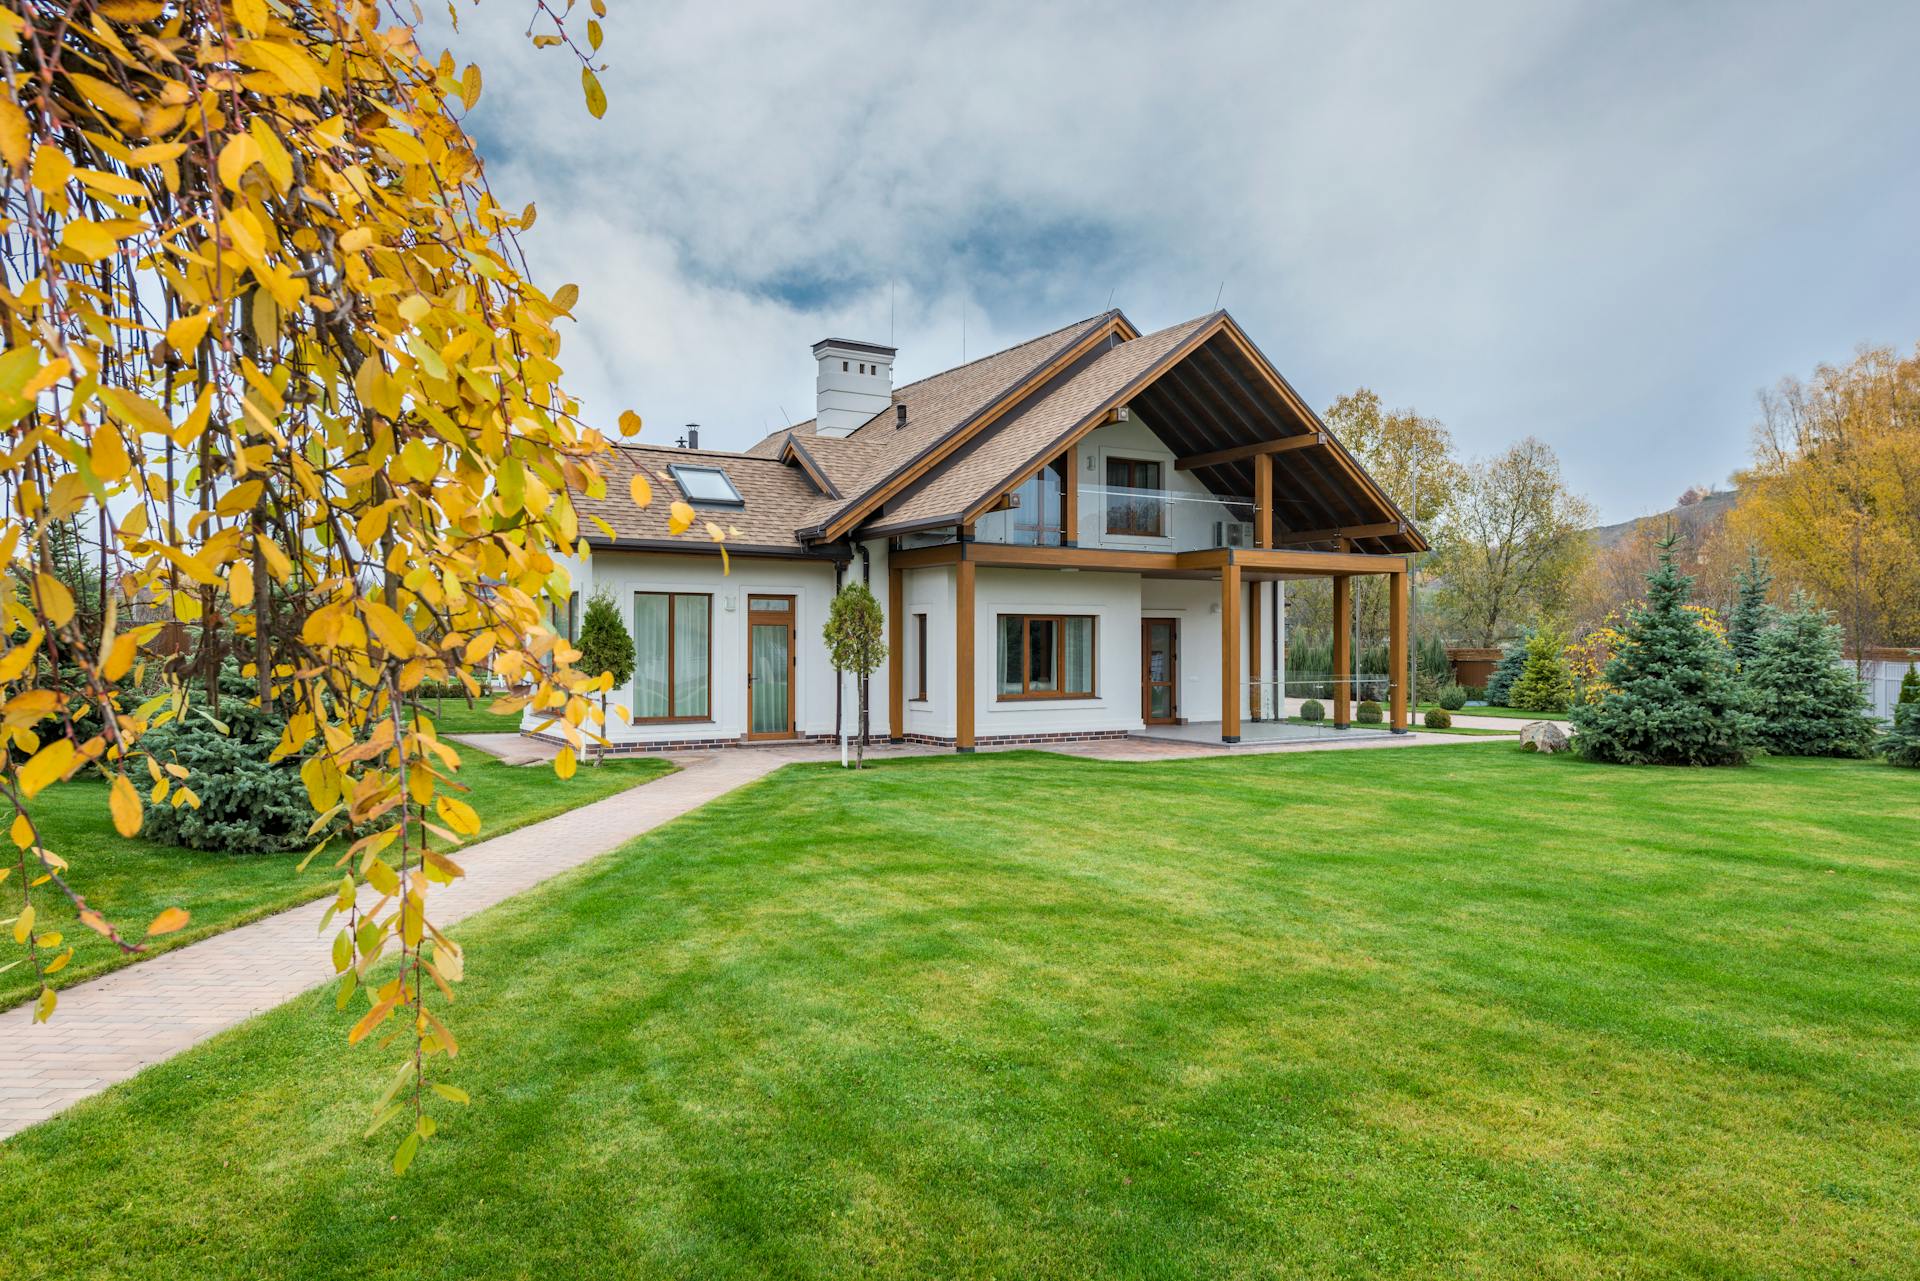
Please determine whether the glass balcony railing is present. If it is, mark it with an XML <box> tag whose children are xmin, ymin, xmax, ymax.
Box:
<box><xmin>964</xmin><ymin>484</ymin><xmax>1259</xmax><ymax>554</ymax></box>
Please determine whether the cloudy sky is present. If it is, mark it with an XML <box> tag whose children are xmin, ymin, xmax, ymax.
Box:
<box><xmin>449</xmin><ymin>0</ymin><xmax>1920</xmax><ymax>523</ymax></box>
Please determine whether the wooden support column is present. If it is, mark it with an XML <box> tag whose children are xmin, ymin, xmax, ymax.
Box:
<box><xmin>1064</xmin><ymin>446</ymin><xmax>1080</xmax><ymax>546</ymax></box>
<box><xmin>1331</xmin><ymin>574</ymin><xmax>1352</xmax><ymax>728</ymax></box>
<box><xmin>1221</xmin><ymin>562</ymin><xmax>1242</xmax><ymax>743</ymax></box>
<box><xmin>955</xmin><ymin>557</ymin><xmax>976</xmax><ymax>752</ymax></box>
<box><xmin>1389</xmin><ymin>569</ymin><xmax>1409</xmax><ymax>733</ymax></box>
<box><xmin>1255</xmin><ymin>453</ymin><xmax>1273</xmax><ymax>549</ymax></box>
<box><xmin>888</xmin><ymin>565</ymin><xmax>904</xmax><ymax>742</ymax></box>
<box><xmin>1248</xmin><ymin>579</ymin><xmax>1262</xmax><ymax>721</ymax></box>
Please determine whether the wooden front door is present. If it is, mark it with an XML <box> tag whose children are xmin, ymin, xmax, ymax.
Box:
<box><xmin>1142</xmin><ymin>617</ymin><xmax>1178</xmax><ymax>724</ymax></box>
<box><xmin>746</xmin><ymin>595</ymin><xmax>796</xmax><ymax>740</ymax></box>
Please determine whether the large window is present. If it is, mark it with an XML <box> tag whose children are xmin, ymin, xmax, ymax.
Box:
<box><xmin>633</xmin><ymin>592</ymin><xmax>711</xmax><ymax>720</ymax></box>
<box><xmin>997</xmin><ymin>614</ymin><xmax>1096</xmax><ymax>700</ymax></box>
<box><xmin>1104</xmin><ymin>457</ymin><xmax>1164</xmax><ymax>537</ymax></box>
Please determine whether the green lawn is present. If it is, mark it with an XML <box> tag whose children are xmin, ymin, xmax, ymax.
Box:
<box><xmin>2</xmin><ymin>750</ymin><xmax>671</xmax><ymax>1010</ymax></box>
<box><xmin>415</xmin><ymin>696</ymin><xmax>527</xmax><ymax>735</ymax></box>
<box><xmin>1422</xmin><ymin>702</ymin><xmax>1572</xmax><ymax>722</ymax></box>
<box><xmin>6</xmin><ymin>749</ymin><xmax>1919</xmax><ymax>1279</ymax></box>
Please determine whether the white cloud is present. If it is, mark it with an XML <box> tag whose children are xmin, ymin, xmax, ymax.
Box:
<box><xmin>440</xmin><ymin>0</ymin><xmax>1920</xmax><ymax>520</ymax></box>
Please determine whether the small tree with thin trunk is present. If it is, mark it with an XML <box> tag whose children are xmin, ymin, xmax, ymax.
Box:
<box><xmin>575</xmin><ymin>591</ymin><xmax>636</xmax><ymax>765</ymax></box>
<box><xmin>823</xmin><ymin>583</ymin><xmax>886</xmax><ymax>768</ymax></box>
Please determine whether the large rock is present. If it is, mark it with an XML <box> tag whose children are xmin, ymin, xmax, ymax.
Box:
<box><xmin>1520</xmin><ymin>721</ymin><xmax>1571</xmax><ymax>754</ymax></box>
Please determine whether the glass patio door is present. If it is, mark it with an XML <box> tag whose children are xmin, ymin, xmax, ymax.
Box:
<box><xmin>747</xmin><ymin>596</ymin><xmax>795</xmax><ymax>739</ymax></box>
<box><xmin>1142</xmin><ymin>618</ymin><xmax>1177</xmax><ymax>723</ymax></box>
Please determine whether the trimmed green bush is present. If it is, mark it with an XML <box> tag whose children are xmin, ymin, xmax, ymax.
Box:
<box><xmin>1742</xmin><ymin>594</ymin><xmax>1877</xmax><ymax>758</ymax></box>
<box><xmin>1572</xmin><ymin>541</ymin><xmax>1756</xmax><ymax>766</ymax></box>
<box><xmin>1423</xmin><ymin>708</ymin><xmax>1452</xmax><ymax>729</ymax></box>
<box><xmin>1879</xmin><ymin>701</ymin><xmax>1920</xmax><ymax>768</ymax></box>
<box><xmin>1356</xmin><ymin>700</ymin><xmax>1383</xmax><ymax>724</ymax></box>
<box><xmin>1438</xmin><ymin>684</ymin><xmax>1468</xmax><ymax>711</ymax></box>
<box><xmin>1509</xmin><ymin>631</ymin><xmax>1573</xmax><ymax>713</ymax></box>
<box><xmin>140</xmin><ymin>672</ymin><xmax>321</xmax><ymax>855</ymax></box>
<box><xmin>1299</xmin><ymin>699</ymin><xmax>1324</xmax><ymax>723</ymax></box>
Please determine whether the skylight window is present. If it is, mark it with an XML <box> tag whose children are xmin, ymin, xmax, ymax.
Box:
<box><xmin>668</xmin><ymin>463</ymin><xmax>744</xmax><ymax>507</ymax></box>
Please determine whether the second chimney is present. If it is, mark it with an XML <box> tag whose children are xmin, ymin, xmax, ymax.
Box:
<box><xmin>812</xmin><ymin>339</ymin><xmax>895</xmax><ymax>437</ymax></box>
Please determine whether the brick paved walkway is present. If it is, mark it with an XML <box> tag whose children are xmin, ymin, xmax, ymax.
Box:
<box><xmin>1</xmin><ymin>730</ymin><xmax>1502</xmax><ymax>1139</ymax></box>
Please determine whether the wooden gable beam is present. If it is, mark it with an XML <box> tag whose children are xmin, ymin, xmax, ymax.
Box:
<box><xmin>1274</xmin><ymin>519</ymin><xmax>1406</xmax><ymax>546</ymax></box>
<box><xmin>1174</xmin><ymin>432</ymin><xmax>1325</xmax><ymax>472</ymax></box>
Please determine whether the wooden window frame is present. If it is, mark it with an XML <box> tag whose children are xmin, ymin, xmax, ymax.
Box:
<box><xmin>632</xmin><ymin>590</ymin><xmax>714</xmax><ymax>724</ymax></box>
<box><xmin>996</xmin><ymin>612</ymin><xmax>1097</xmax><ymax>701</ymax></box>
<box><xmin>1104</xmin><ymin>457</ymin><xmax>1165</xmax><ymax>537</ymax></box>
<box><xmin>911</xmin><ymin>612</ymin><xmax>929</xmax><ymax>702</ymax></box>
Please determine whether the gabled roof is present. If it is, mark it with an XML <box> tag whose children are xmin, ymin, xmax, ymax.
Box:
<box><xmin>576</xmin><ymin>444</ymin><xmax>832</xmax><ymax>555</ymax></box>
<box><xmin>584</xmin><ymin>307</ymin><xmax>1423</xmax><ymax>557</ymax></box>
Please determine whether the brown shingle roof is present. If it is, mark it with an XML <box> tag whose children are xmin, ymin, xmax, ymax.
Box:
<box><xmin>870</xmin><ymin>314</ymin><xmax>1218</xmax><ymax>531</ymax></box>
<box><xmin>576</xmin><ymin>445</ymin><xmax>825</xmax><ymax>553</ymax></box>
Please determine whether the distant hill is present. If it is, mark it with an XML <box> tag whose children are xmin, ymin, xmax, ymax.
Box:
<box><xmin>1591</xmin><ymin>488</ymin><xmax>1739</xmax><ymax>550</ymax></box>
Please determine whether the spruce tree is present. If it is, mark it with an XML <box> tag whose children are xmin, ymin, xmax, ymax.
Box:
<box><xmin>1572</xmin><ymin>539</ymin><xmax>1757</xmax><ymax>766</ymax></box>
<box><xmin>1899</xmin><ymin>664</ymin><xmax>1919</xmax><ymax>707</ymax></box>
<box><xmin>1743</xmin><ymin>594</ymin><xmax>1877</xmax><ymax>757</ymax></box>
<box><xmin>1508</xmin><ymin>629</ymin><xmax>1573</xmax><ymax>713</ymax></box>
<box><xmin>575</xmin><ymin>589</ymin><xmax>636</xmax><ymax>765</ymax></box>
<box><xmin>1484</xmin><ymin>629</ymin><xmax>1531</xmax><ymax>707</ymax></box>
<box><xmin>1727</xmin><ymin>548</ymin><xmax>1774</xmax><ymax>671</ymax></box>
<box><xmin>1879</xmin><ymin>701</ymin><xmax>1920</xmax><ymax>768</ymax></box>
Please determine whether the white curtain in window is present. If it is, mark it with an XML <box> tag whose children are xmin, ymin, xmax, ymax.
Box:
<box><xmin>1064</xmin><ymin>617</ymin><xmax>1094</xmax><ymax>694</ymax></box>
<box><xmin>633</xmin><ymin>593</ymin><xmax>669</xmax><ymax>718</ymax></box>
<box><xmin>673</xmin><ymin>594</ymin><xmax>709</xmax><ymax>718</ymax></box>
<box><xmin>997</xmin><ymin>616</ymin><xmax>1023</xmax><ymax>695</ymax></box>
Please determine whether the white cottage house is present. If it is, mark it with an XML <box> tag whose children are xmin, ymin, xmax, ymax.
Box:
<box><xmin>526</xmin><ymin>309</ymin><xmax>1425</xmax><ymax>752</ymax></box>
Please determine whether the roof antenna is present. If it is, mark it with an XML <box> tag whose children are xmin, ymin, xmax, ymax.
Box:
<box><xmin>778</xmin><ymin>403</ymin><xmax>793</xmax><ymax>427</ymax></box>
<box><xmin>1105</xmin><ymin>286</ymin><xmax>1115</xmax><ymax>311</ymax></box>
<box><xmin>1213</xmin><ymin>281</ymin><xmax>1225</xmax><ymax>311</ymax></box>
<box><xmin>889</xmin><ymin>280</ymin><xmax>895</xmax><ymax>346</ymax></box>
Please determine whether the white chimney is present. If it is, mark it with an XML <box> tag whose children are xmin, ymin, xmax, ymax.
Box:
<box><xmin>812</xmin><ymin>338</ymin><xmax>895</xmax><ymax>437</ymax></box>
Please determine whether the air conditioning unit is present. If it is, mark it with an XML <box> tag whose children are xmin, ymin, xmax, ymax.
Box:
<box><xmin>1213</xmin><ymin>521</ymin><xmax>1254</xmax><ymax>549</ymax></box>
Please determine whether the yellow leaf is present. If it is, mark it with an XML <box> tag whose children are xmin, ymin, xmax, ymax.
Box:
<box><xmin>109</xmin><ymin>773</ymin><xmax>143</xmax><ymax>837</ymax></box>
<box><xmin>32</xmin><ymin>984</ymin><xmax>54</xmax><ymax>1023</ymax></box>
<box><xmin>11</xmin><ymin>903</ymin><xmax>32</xmax><ymax>944</ymax></box>
<box><xmin>331</xmin><ymin>928</ymin><xmax>351</xmax><ymax>973</ymax></box>
<box><xmin>348</xmin><ymin>994</ymin><xmax>399</xmax><ymax>1044</ymax></box>
<box><xmin>460</xmin><ymin>64</ymin><xmax>483</xmax><ymax>110</ymax></box>
<box><xmin>400</xmin><ymin>439</ymin><xmax>438</xmax><ymax>482</ymax></box>
<box><xmin>43</xmin><ymin>947</ymin><xmax>71</xmax><ymax>975</ymax></box>
<box><xmin>0</xmin><ymin>99</ymin><xmax>28</xmax><ymax>170</ymax></box>
<box><xmin>249</xmin><ymin>117</ymin><xmax>293</xmax><ymax>191</ymax></box>
<box><xmin>554</xmin><ymin>745</ymin><xmax>577</xmax><ymax>780</ymax></box>
<box><xmin>667</xmin><ymin>501</ymin><xmax>696</xmax><ymax>535</ymax></box>
<box><xmin>216</xmin><ymin>133</ymin><xmax>260</xmax><ymax>191</ymax></box>
<box><xmin>34</xmin><ymin>573</ymin><xmax>74</xmax><ymax>627</ymax></box>
<box><xmin>60</xmin><ymin>218</ymin><xmax>138</xmax><ymax>262</ymax></box>
<box><xmin>435</xmin><ymin>795</ymin><xmax>481</xmax><ymax>836</ymax></box>
<box><xmin>236</xmin><ymin>39</ymin><xmax>326</xmax><ymax>97</ymax></box>
<box><xmin>91</xmin><ymin>425</ymin><xmax>131</xmax><ymax>483</ymax></box>
<box><xmin>362</xmin><ymin>600</ymin><xmax>418</xmax><ymax>658</ymax></box>
<box><xmin>364</xmin><ymin>856</ymin><xmax>399</xmax><ymax>896</ymax></box>
<box><xmin>145</xmin><ymin>906</ymin><xmax>189</xmax><ymax>936</ymax></box>
<box><xmin>617</xmin><ymin>409</ymin><xmax>642</xmax><ymax>437</ymax></box>
<box><xmin>629</xmin><ymin>472</ymin><xmax>652</xmax><ymax>507</ymax></box>
<box><xmin>552</xmin><ymin>283</ymin><xmax>580</xmax><ymax>314</ymax></box>
<box><xmin>103</xmin><ymin>631</ymin><xmax>138</xmax><ymax>682</ymax></box>
<box><xmin>10</xmin><ymin>812</ymin><xmax>30</xmax><ymax>847</ymax></box>
<box><xmin>372</xmin><ymin>128</ymin><xmax>429</xmax><ymax>166</ymax></box>
<box><xmin>18</xmin><ymin>739</ymin><xmax>75</xmax><ymax>797</ymax></box>
<box><xmin>339</xmin><ymin>227</ymin><xmax>374</xmax><ymax>253</ymax></box>
<box><xmin>227</xmin><ymin>558</ymin><xmax>254</xmax><ymax>606</ymax></box>
<box><xmin>166</xmin><ymin>309</ymin><xmax>211</xmax><ymax>353</ymax></box>
<box><xmin>234</xmin><ymin>0</ymin><xmax>267</xmax><ymax>35</ymax></box>
<box><xmin>431</xmin><ymin>1082</ymin><xmax>470</xmax><ymax>1105</ymax></box>
<box><xmin>393</xmin><ymin>1130</ymin><xmax>420</xmax><ymax>1176</ymax></box>
<box><xmin>582</xmin><ymin>67</ymin><xmax>607</xmax><ymax>119</ymax></box>
<box><xmin>69</xmin><ymin>74</ymin><xmax>141</xmax><ymax>125</ymax></box>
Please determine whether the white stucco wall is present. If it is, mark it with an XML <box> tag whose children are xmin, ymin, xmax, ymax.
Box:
<box><xmin>527</xmin><ymin>542</ymin><xmax>894</xmax><ymax>746</ymax></box>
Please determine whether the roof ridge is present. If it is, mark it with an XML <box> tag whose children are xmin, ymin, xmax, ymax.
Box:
<box><xmin>885</xmin><ymin>309</ymin><xmax>1120</xmax><ymax>398</ymax></box>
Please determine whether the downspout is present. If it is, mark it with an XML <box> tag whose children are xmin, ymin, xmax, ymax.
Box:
<box><xmin>833</xmin><ymin>556</ymin><xmax>846</xmax><ymax>744</ymax></box>
<box><xmin>858</xmin><ymin>542</ymin><xmax>873</xmax><ymax>749</ymax></box>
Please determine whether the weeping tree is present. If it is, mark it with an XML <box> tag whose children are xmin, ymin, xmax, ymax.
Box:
<box><xmin>573</xmin><ymin>590</ymin><xmax>635</xmax><ymax>765</ymax></box>
<box><xmin>823</xmin><ymin>582</ymin><xmax>885</xmax><ymax>768</ymax></box>
<box><xmin>1572</xmin><ymin>539</ymin><xmax>1757</xmax><ymax>766</ymax></box>
<box><xmin>0</xmin><ymin>0</ymin><xmax>723</xmax><ymax>1173</ymax></box>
